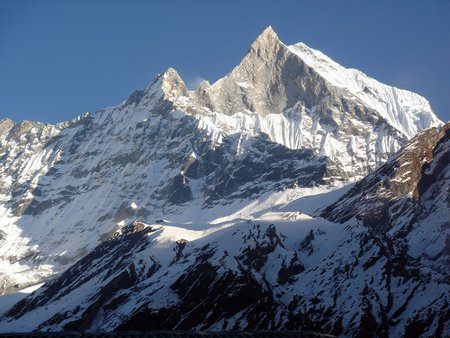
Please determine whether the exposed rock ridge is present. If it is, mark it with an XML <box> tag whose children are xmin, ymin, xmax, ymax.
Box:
<box><xmin>120</xmin><ymin>28</ymin><xmax>440</xmax><ymax>179</ymax></box>
<box><xmin>0</xmin><ymin>28</ymin><xmax>447</xmax><ymax>338</ymax></box>
<box><xmin>321</xmin><ymin>122</ymin><xmax>450</xmax><ymax>224</ymax></box>
<box><xmin>288</xmin><ymin>42</ymin><xmax>442</xmax><ymax>138</ymax></box>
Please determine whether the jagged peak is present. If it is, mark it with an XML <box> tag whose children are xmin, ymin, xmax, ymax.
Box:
<box><xmin>249</xmin><ymin>26</ymin><xmax>283</xmax><ymax>54</ymax></box>
<box><xmin>257</xmin><ymin>26</ymin><xmax>279</xmax><ymax>41</ymax></box>
<box><xmin>145</xmin><ymin>67</ymin><xmax>185</xmax><ymax>90</ymax></box>
<box><xmin>160</xmin><ymin>67</ymin><xmax>189</xmax><ymax>99</ymax></box>
<box><xmin>162</xmin><ymin>67</ymin><xmax>183</xmax><ymax>82</ymax></box>
<box><xmin>122</xmin><ymin>67</ymin><xmax>189</xmax><ymax>108</ymax></box>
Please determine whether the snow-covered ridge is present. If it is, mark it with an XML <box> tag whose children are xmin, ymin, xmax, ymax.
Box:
<box><xmin>288</xmin><ymin>42</ymin><xmax>442</xmax><ymax>138</ymax></box>
<box><xmin>193</xmin><ymin>108</ymin><xmax>401</xmax><ymax>179</ymax></box>
<box><xmin>131</xmin><ymin>26</ymin><xmax>441</xmax><ymax>178</ymax></box>
<box><xmin>2</xmin><ymin>120</ymin><xmax>448</xmax><ymax>335</ymax></box>
<box><xmin>0</xmin><ymin>26</ymin><xmax>448</xmax><ymax>337</ymax></box>
<box><xmin>0</xmin><ymin>27</ymin><xmax>442</xmax><ymax>296</ymax></box>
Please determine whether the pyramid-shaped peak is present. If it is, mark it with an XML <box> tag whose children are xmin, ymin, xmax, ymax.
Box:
<box><xmin>248</xmin><ymin>26</ymin><xmax>284</xmax><ymax>56</ymax></box>
<box><xmin>259</xmin><ymin>26</ymin><xmax>278</xmax><ymax>40</ymax></box>
<box><xmin>252</xmin><ymin>26</ymin><xmax>280</xmax><ymax>44</ymax></box>
<box><xmin>161</xmin><ymin>67</ymin><xmax>189</xmax><ymax>98</ymax></box>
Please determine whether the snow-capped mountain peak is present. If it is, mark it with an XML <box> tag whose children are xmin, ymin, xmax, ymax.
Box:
<box><xmin>288</xmin><ymin>41</ymin><xmax>441</xmax><ymax>138</ymax></box>
<box><xmin>0</xmin><ymin>26</ymin><xmax>447</xmax><ymax>337</ymax></box>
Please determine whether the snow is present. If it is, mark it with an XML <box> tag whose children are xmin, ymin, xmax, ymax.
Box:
<box><xmin>0</xmin><ymin>184</ymin><xmax>370</xmax><ymax>332</ymax></box>
<box><xmin>0</xmin><ymin>283</ymin><xmax>44</xmax><ymax>317</ymax></box>
<box><xmin>0</xmin><ymin>28</ymin><xmax>446</xmax><ymax>335</ymax></box>
<box><xmin>288</xmin><ymin>42</ymin><xmax>442</xmax><ymax>138</ymax></box>
<box><xmin>194</xmin><ymin>108</ymin><xmax>397</xmax><ymax>177</ymax></box>
<box><xmin>237</xmin><ymin>81</ymin><xmax>250</xmax><ymax>89</ymax></box>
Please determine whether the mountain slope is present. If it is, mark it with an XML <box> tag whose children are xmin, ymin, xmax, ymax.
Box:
<box><xmin>0</xmin><ymin>27</ymin><xmax>445</xmax><ymax>334</ymax></box>
<box><xmin>1</xmin><ymin>124</ymin><xmax>448</xmax><ymax>337</ymax></box>
<box><xmin>288</xmin><ymin>42</ymin><xmax>439</xmax><ymax>139</ymax></box>
<box><xmin>0</xmin><ymin>96</ymin><xmax>336</xmax><ymax>294</ymax></box>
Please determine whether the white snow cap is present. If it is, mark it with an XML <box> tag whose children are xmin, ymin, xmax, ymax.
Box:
<box><xmin>288</xmin><ymin>41</ymin><xmax>442</xmax><ymax>138</ymax></box>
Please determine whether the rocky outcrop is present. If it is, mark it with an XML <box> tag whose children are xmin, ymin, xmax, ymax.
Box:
<box><xmin>321</xmin><ymin>123</ymin><xmax>449</xmax><ymax>226</ymax></box>
<box><xmin>0</xmin><ymin>27</ymin><xmax>446</xmax><ymax>337</ymax></box>
<box><xmin>2</xmin><ymin>189</ymin><xmax>448</xmax><ymax>336</ymax></box>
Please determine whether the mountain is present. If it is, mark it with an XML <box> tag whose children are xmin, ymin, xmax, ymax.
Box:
<box><xmin>1</xmin><ymin>123</ymin><xmax>448</xmax><ymax>337</ymax></box>
<box><xmin>0</xmin><ymin>27</ymin><xmax>446</xmax><ymax>337</ymax></box>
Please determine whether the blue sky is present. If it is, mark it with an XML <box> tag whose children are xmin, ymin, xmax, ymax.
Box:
<box><xmin>1</xmin><ymin>0</ymin><xmax>449</xmax><ymax>123</ymax></box>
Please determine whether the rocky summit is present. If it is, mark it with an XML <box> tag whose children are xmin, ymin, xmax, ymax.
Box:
<box><xmin>0</xmin><ymin>27</ymin><xmax>447</xmax><ymax>338</ymax></box>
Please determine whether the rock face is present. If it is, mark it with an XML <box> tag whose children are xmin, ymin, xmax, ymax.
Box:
<box><xmin>322</xmin><ymin>123</ymin><xmax>450</xmax><ymax>223</ymax></box>
<box><xmin>0</xmin><ymin>27</ymin><xmax>447</xmax><ymax>337</ymax></box>
<box><xmin>319</xmin><ymin>123</ymin><xmax>450</xmax><ymax>337</ymax></box>
<box><xmin>1</xmin><ymin>124</ymin><xmax>448</xmax><ymax>337</ymax></box>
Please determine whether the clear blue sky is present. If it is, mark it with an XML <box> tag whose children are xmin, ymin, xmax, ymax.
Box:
<box><xmin>1</xmin><ymin>0</ymin><xmax>449</xmax><ymax>124</ymax></box>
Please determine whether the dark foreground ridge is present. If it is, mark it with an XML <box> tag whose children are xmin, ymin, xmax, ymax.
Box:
<box><xmin>0</xmin><ymin>331</ymin><xmax>336</xmax><ymax>338</ymax></box>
